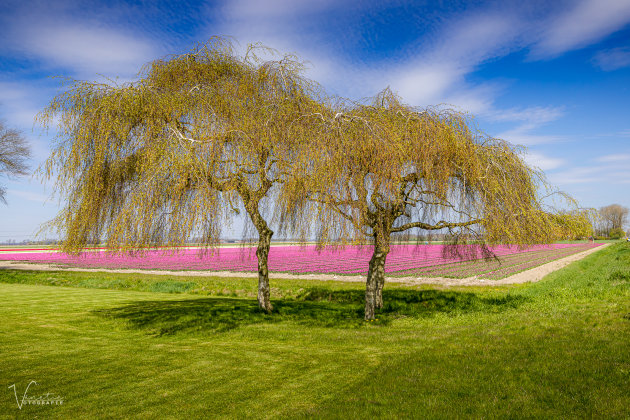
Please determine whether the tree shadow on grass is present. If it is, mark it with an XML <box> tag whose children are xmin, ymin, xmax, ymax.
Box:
<box><xmin>94</xmin><ymin>288</ymin><xmax>527</xmax><ymax>336</ymax></box>
<box><xmin>95</xmin><ymin>298</ymin><xmax>364</xmax><ymax>335</ymax></box>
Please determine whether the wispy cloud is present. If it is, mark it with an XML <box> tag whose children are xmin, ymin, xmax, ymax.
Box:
<box><xmin>0</xmin><ymin>81</ymin><xmax>43</xmax><ymax>128</ymax></box>
<box><xmin>10</xmin><ymin>21</ymin><xmax>160</xmax><ymax>79</ymax></box>
<box><xmin>489</xmin><ymin>105</ymin><xmax>566</xmax><ymax>145</ymax></box>
<box><xmin>550</xmin><ymin>157</ymin><xmax>630</xmax><ymax>186</ymax></box>
<box><xmin>385</xmin><ymin>11</ymin><xmax>522</xmax><ymax>110</ymax></box>
<box><xmin>487</xmin><ymin>106</ymin><xmax>565</xmax><ymax>125</ymax></box>
<box><xmin>495</xmin><ymin>128</ymin><xmax>565</xmax><ymax>146</ymax></box>
<box><xmin>206</xmin><ymin>0</ymin><xmax>629</xmax><ymax>124</ymax></box>
<box><xmin>0</xmin><ymin>3</ymin><xmax>170</xmax><ymax>166</ymax></box>
<box><xmin>521</xmin><ymin>151</ymin><xmax>565</xmax><ymax>171</ymax></box>
<box><xmin>0</xmin><ymin>0</ymin><xmax>166</xmax><ymax>81</ymax></box>
<box><xmin>596</xmin><ymin>153</ymin><xmax>630</xmax><ymax>162</ymax></box>
<box><xmin>220</xmin><ymin>0</ymin><xmax>337</xmax><ymax>21</ymax></box>
<box><xmin>208</xmin><ymin>3</ymin><xmax>524</xmax><ymax>114</ymax></box>
<box><xmin>549</xmin><ymin>166</ymin><xmax>608</xmax><ymax>185</ymax></box>
<box><xmin>593</xmin><ymin>47</ymin><xmax>630</xmax><ymax>71</ymax></box>
<box><xmin>206</xmin><ymin>0</ymin><xmax>630</xmax><ymax>124</ymax></box>
<box><xmin>206</xmin><ymin>1</ymin><xmax>629</xmax><ymax>154</ymax></box>
<box><xmin>530</xmin><ymin>0</ymin><xmax>630</xmax><ymax>59</ymax></box>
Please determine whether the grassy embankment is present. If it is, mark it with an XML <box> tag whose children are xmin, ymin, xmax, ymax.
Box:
<box><xmin>0</xmin><ymin>242</ymin><xmax>629</xmax><ymax>418</ymax></box>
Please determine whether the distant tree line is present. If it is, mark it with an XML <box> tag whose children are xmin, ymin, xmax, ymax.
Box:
<box><xmin>590</xmin><ymin>204</ymin><xmax>629</xmax><ymax>239</ymax></box>
<box><xmin>0</xmin><ymin>238</ymin><xmax>60</xmax><ymax>245</ymax></box>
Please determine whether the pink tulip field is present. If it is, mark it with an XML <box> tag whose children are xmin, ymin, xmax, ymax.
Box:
<box><xmin>0</xmin><ymin>242</ymin><xmax>601</xmax><ymax>279</ymax></box>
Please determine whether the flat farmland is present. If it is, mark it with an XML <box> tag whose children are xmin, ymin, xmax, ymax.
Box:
<box><xmin>0</xmin><ymin>242</ymin><xmax>628</xmax><ymax>418</ymax></box>
<box><xmin>0</xmin><ymin>243</ymin><xmax>602</xmax><ymax>279</ymax></box>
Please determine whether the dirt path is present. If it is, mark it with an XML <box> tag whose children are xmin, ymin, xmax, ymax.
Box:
<box><xmin>0</xmin><ymin>243</ymin><xmax>609</xmax><ymax>287</ymax></box>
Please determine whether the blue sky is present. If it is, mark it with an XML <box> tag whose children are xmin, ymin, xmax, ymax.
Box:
<box><xmin>1</xmin><ymin>0</ymin><xmax>629</xmax><ymax>241</ymax></box>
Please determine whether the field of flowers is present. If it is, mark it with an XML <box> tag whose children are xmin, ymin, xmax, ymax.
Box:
<box><xmin>0</xmin><ymin>243</ymin><xmax>601</xmax><ymax>279</ymax></box>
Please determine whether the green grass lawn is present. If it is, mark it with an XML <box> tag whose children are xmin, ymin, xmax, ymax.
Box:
<box><xmin>0</xmin><ymin>243</ymin><xmax>629</xmax><ymax>418</ymax></box>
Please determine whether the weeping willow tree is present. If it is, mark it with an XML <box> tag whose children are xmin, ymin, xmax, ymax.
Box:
<box><xmin>38</xmin><ymin>38</ymin><xmax>322</xmax><ymax>312</ymax></box>
<box><xmin>283</xmin><ymin>88</ymin><xmax>569</xmax><ymax>320</ymax></box>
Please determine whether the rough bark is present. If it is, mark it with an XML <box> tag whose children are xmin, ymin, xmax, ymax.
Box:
<box><xmin>244</xmin><ymin>195</ymin><xmax>274</xmax><ymax>313</ymax></box>
<box><xmin>364</xmin><ymin>264</ymin><xmax>378</xmax><ymax>320</ymax></box>
<box><xmin>365</xmin><ymin>233</ymin><xmax>390</xmax><ymax>320</ymax></box>
<box><xmin>255</xmin><ymin>225</ymin><xmax>274</xmax><ymax>313</ymax></box>
<box><xmin>374</xmin><ymin>256</ymin><xmax>387</xmax><ymax>309</ymax></box>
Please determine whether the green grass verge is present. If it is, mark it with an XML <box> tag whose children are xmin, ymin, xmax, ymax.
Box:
<box><xmin>0</xmin><ymin>243</ymin><xmax>629</xmax><ymax>418</ymax></box>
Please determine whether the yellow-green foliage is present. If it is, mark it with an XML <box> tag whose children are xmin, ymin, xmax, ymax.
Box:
<box><xmin>283</xmin><ymin>88</ymin><xmax>575</xmax><ymax>249</ymax></box>
<box><xmin>549</xmin><ymin>209</ymin><xmax>595</xmax><ymax>240</ymax></box>
<box><xmin>37</xmin><ymin>37</ymin><xmax>584</xmax><ymax>257</ymax></box>
<box><xmin>37</xmin><ymin>38</ymin><xmax>322</xmax><ymax>254</ymax></box>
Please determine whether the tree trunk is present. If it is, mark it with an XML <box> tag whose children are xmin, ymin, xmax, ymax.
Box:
<box><xmin>244</xmin><ymin>196</ymin><xmax>274</xmax><ymax>314</ymax></box>
<box><xmin>256</xmin><ymin>226</ymin><xmax>274</xmax><ymax>313</ymax></box>
<box><xmin>375</xmin><ymin>258</ymin><xmax>386</xmax><ymax>309</ymax></box>
<box><xmin>365</xmin><ymin>233</ymin><xmax>390</xmax><ymax>320</ymax></box>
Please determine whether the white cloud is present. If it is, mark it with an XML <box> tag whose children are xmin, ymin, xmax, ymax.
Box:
<box><xmin>495</xmin><ymin>129</ymin><xmax>565</xmax><ymax>146</ymax></box>
<box><xmin>22</xmin><ymin>24</ymin><xmax>158</xmax><ymax>79</ymax></box>
<box><xmin>593</xmin><ymin>47</ymin><xmax>630</xmax><ymax>71</ymax></box>
<box><xmin>419</xmin><ymin>11</ymin><xmax>522</xmax><ymax>66</ymax></box>
<box><xmin>490</xmin><ymin>105</ymin><xmax>566</xmax><ymax>146</ymax></box>
<box><xmin>206</xmin><ymin>1</ymin><xmax>586</xmax><ymax>153</ymax></box>
<box><xmin>549</xmin><ymin>166</ymin><xmax>606</xmax><ymax>185</ymax></box>
<box><xmin>596</xmin><ymin>153</ymin><xmax>630</xmax><ymax>162</ymax></box>
<box><xmin>0</xmin><ymin>81</ymin><xmax>43</xmax><ymax>128</ymax></box>
<box><xmin>531</xmin><ymin>0</ymin><xmax>630</xmax><ymax>59</ymax></box>
<box><xmin>208</xmin><ymin>2</ymin><xmax>523</xmax><ymax>110</ymax></box>
<box><xmin>383</xmin><ymin>13</ymin><xmax>522</xmax><ymax>109</ymax></box>
<box><xmin>220</xmin><ymin>0</ymin><xmax>337</xmax><ymax>21</ymax></box>
<box><xmin>388</xmin><ymin>65</ymin><xmax>462</xmax><ymax>106</ymax></box>
<box><xmin>441</xmin><ymin>83</ymin><xmax>499</xmax><ymax>116</ymax></box>
<box><xmin>487</xmin><ymin>106</ymin><xmax>565</xmax><ymax>125</ymax></box>
<box><xmin>521</xmin><ymin>151</ymin><xmax>565</xmax><ymax>171</ymax></box>
<box><xmin>610</xmin><ymin>170</ymin><xmax>630</xmax><ymax>178</ymax></box>
<box><xmin>3</xmin><ymin>9</ymin><xmax>161</xmax><ymax>80</ymax></box>
<box><xmin>550</xmin><ymin>162</ymin><xmax>630</xmax><ymax>186</ymax></box>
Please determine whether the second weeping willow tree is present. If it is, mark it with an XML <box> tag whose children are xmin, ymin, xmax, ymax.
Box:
<box><xmin>282</xmin><ymin>88</ymin><xmax>578</xmax><ymax>320</ymax></box>
<box><xmin>37</xmin><ymin>38</ymin><xmax>323</xmax><ymax>313</ymax></box>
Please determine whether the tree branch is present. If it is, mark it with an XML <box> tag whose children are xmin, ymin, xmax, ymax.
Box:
<box><xmin>391</xmin><ymin>218</ymin><xmax>483</xmax><ymax>233</ymax></box>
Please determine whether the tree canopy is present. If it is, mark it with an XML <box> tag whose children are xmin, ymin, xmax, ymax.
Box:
<box><xmin>282</xmin><ymin>89</ymin><xmax>570</xmax><ymax>319</ymax></box>
<box><xmin>38</xmin><ymin>38</ymin><xmax>323</xmax><ymax>312</ymax></box>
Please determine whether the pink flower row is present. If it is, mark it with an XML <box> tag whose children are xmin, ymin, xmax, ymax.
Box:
<box><xmin>0</xmin><ymin>243</ymin><xmax>601</xmax><ymax>275</ymax></box>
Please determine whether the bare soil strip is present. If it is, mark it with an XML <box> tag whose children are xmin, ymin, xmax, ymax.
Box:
<box><xmin>0</xmin><ymin>243</ymin><xmax>609</xmax><ymax>287</ymax></box>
